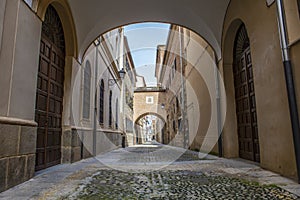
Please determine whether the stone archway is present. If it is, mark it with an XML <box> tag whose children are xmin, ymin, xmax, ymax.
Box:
<box><xmin>133</xmin><ymin>90</ymin><xmax>167</xmax><ymax>123</ymax></box>
<box><xmin>38</xmin><ymin>1</ymin><xmax>231</xmax><ymax>63</ymax></box>
<box><xmin>134</xmin><ymin>112</ymin><xmax>166</xmax><ymax>144</ymax></box>
<box><xmin>222</xmin><ymin>20</ymin><xmax>260</xmax><ymax>163</ymax></box>
<box><xmin>36</xmin><ymin>0</ymin><xmax>79</xmax><ymax>164</ymax></box>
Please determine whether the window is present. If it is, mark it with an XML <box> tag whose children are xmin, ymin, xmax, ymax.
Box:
<box><xmin>172</xmin><ymin>65</ymin><xmax>175</xmax><ymax>79</ymax></box>
<box><xmin>126</xmin><ymin>118</ymin><xmax>133</xmax><ymax>133</ymax></box>
<box><xmin>172</xmin><ymin>59</ymin><xmax>176</xmax><ymax>79</ymax></box>
<box><xmin>174</xmin><ymin>59</ymin><xmax>177</xmax><ymax>71</ymax></box>
<box><xmin>109</xmin><ymin>91</ymin><xmax>112</xmax><ymax>127</ymax></box>
<box><xmin>125</xmin><ymin>57</ymin><xmax>134</xmax><ymax>84</ymax></box>
<box><xmin>83</xmin><ymin>61</ymin><xmax>91</xmax><ymax>119</ymax></box>
<box><xmin>178</xmin><ymin>118</ymin><xmax>182</xmax><ymax>131</ymax></box>
<box><xmin>146</xmin><ymin>96</ymin><xmax>154</xmax><ymax>104</ymax></box>
<box><xmin>173</xmin><ymin>120</ymin><xmax>176</xmax><ymax>132</ymax></box>
<box><xmin>115</xmin><ymin>99</ymin><xmax>119</xmax><ymax>129</ymax></box>
<box><xmin>99</xmin><ymin>80</ymin><xmax>104</xmax><ymax>124</ymax></box>
<box><xmin>174</xmin><ymin>103</ymin><xmax>176</xmax><ymax>114</ymax></box>
<box><xmin>125</xmin><ymin>57</ymin><xmax>130</xmax><ymax>71</ymax></box>
<box><xmin>176</xmin><ymin>97</ymin><xmax>180</xmax><ymax>110</ymax></box>
<box><xmin>125</xmin><ymin>87</ymin><xmax>133</xmax><ymax>110</ymax></box>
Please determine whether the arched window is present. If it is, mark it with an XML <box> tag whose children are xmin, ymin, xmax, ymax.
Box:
<box><xmin>109</xmin><ymin>91</ymin><xmax>113</xmax><ymax>127</ymax></box>
<box><xmin>176</xmin><ymin>97</ymin><xmax>180</xmax><ymax>110</ymax></box>
<box><xmin>99</xmin><ymin>80</ymin><xmax>104</xmax><ymax>125</ymax></box>
<box><xmin>115</xmin><ymin>99</ymin><xmax>119</xmax><ymax>129</ymax></box>
<box><xmin>83</xmin><ymin>61</ymin><xmax>91</xmax><ymax>119</ymax></box>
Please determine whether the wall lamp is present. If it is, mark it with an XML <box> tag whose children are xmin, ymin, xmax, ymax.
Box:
<box><xmin>93</xmin><ymin>38</ymin><xmax>101</xmax><ymax>46</ymax></box>
<box><xmin>266</xmin><ymin>0</ymin><xmax>275</xmax><ymax>6</ymax></box>
<box><xmin>108</xmin><ymin>68</ymin><xmax>126</xmax><ymax>86</ymax></box>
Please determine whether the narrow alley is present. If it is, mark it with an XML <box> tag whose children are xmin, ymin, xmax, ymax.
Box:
<box><xmin>2</xmin><ymin>0</ymin><xmax>300</xmax><ymax>199</ymax></box>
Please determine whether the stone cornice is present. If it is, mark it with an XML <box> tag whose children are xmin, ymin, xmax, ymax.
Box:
<box><xmin>0</xmin><ymin>117</ymin><xmax>37</xmax><ymax>127</ymax></box>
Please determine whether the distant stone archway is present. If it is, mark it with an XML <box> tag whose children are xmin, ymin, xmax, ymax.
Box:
<box><xmin>133</xmin><ymin>90</ymin><xmax>167</xmax><ymax>125</ymax></box>
<box><xmin>134</xmin><ymin>112</ymin><xmax>166</xmax><ymax>144</ymax></box>
<box><xmin>134</xmin><ymin>112</ymin><xmax>166</xmax><ymax>125</ymax></box>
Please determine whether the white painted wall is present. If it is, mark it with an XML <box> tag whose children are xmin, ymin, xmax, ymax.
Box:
<box><xmin>0</xmin><ymin>0</ymin><xmax>7</xmax><ymax>53</ymax></box>
<box><xmin>71</xmin><ymin>43</ymin><xmax>122</xmax><ymax>132</ymax></box>
<box><xmin>0</xmin><ymin>0</ymin><xmax>41</xmax><ymax>120</ymax></box>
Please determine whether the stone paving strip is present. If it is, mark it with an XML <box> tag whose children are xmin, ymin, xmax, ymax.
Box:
<box><xmin>0</xmin><ymin>144</ymin><xmax>300</xmax><ymax>199</ymax></box>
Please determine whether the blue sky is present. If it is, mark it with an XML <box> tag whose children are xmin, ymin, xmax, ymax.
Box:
<box><xmin>124</xmin><ymin>22</ymin><xmax>170</xmax><ymax>86</ymax></box>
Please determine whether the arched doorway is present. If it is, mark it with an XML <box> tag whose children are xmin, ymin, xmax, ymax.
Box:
<box><xmin>233</xmin><ymin>24</ymin><xmax>260</xmax><ymax>162</ymax></box>
<box><xmin>35</xmin><ymin>5</ymin><xmax>65</xmax><ymax>171</ymax></box>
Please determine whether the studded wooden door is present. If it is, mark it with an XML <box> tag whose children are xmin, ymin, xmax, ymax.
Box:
<box><xmin>35</xmin><ymin>5</ymin><xmax>65</xmax><ymax>171</ymax></box>
<box><xmin>35</xmin><ymin>35</ymin><xmax>65</xmax><ymax>171</ymax></box>
<box><xmin>234</xmin><ymin>25</ymin><xmax>260</xmax><ymax>163</ymax></box>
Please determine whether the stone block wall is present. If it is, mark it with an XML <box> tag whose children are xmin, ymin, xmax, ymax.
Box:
<box><xmin>62</xmin><ymin>128</ymin><xmax>122</xmax><ymax>164</ymax></box>
<box><xmin>61</xmin><ymin>129</ymin><xmax>84</xmax><ymax>163</ymax></box>
<box><xmin>0</xmin><ymin>122</ymin><xmax>36</xmax><ymax>192</ymax></box>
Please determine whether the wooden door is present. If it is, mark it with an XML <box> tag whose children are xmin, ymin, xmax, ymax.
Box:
<box><xmin>234</xmin><ymin>47</ymin><xmax>260</xmax><ymax>162</ymax></box>
<box><xmin>35</xmin><ymin>34</ymin><xmax>65</xmax><ymax>171</ymax></box>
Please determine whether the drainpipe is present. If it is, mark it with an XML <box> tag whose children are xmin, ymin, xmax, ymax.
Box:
<box><xmin>179</xmin><ymin>27</ymin><xmax>187</xmax><ymax>148</ymax></box>
<box><xmin>93</xmin><ymin>43</ymin><xmax>99</xmax><ymax>156</ymax></box>
<box><xmin>276</xmin><ymin>0</ymin><xmax>300</xmax><ymax>183</ymax></box>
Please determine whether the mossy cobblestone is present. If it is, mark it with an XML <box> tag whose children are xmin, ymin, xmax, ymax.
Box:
<box><xmin>63</xmin><ymin>169</ymin><xmax>298</xmax><ymax>200</ymax></box>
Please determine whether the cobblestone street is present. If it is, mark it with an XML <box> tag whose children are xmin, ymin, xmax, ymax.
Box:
<box><xmin>1</xmin><ymin>143</ymin><xmax>300</xmax><ymax>199</ymax></box>
<box><xmin>63</xmin><ymin>170</ymin><xmax>297</xmax><ymax>200</ymax></box>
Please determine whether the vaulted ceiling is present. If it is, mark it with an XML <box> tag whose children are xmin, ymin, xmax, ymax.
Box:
<box><xmin>67</xmin><ymin>0</ymin><xmax>231</xmax><ymax>61</ymax></box>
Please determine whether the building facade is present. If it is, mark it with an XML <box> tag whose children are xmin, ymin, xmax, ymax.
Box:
<box><xmin>0</xmin><ymin>2</ymin><xmax>136</xmax><ymax>191</ymax></box>
<box><xmin>122</xmin><ymin>36</ymin><xmax>137</xmax><ymax>146</ymax></box>
<box><xmin>133</xmin><ymin>87</ymin><xmax>167</xmax><ymax>144</ymax></box>
<box><xmin>154</xmin><ymin>0</ymin><xmax>300</xmax><ymax>180</ymax></box>
<box><xmin>220</xmin><ymin>0</ymin><xmax>299</xmax><ymax>179</ymax></box>
<box><xmin>156</xmin><ymin>26</ymin><xmax>218</xmax><ymax>152</ymax></box>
